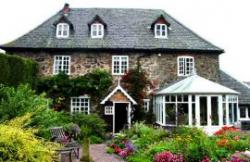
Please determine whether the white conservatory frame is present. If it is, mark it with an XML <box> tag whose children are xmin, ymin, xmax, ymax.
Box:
<box><xmin>154</xmin><ymin>75</ymin><xmax>240</xmax><ymax>134</ymax></box>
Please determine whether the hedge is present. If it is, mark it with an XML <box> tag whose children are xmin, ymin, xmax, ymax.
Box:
<box><xmin>0</xmin><ymin>53</ymin><xmax>38</xmax><ymax>87</ymax></box>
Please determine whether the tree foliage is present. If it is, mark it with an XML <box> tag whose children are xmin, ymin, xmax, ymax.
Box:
<box><xmin>0</xmin><ymin>114</ymin><xmax>59</xmax><ymax>162</ymax></box>
<box><xmin>122</xmin><ymin>61</ymin><xmax>151</xmax><ymax>121</ymax></box>
<box><xmin>0</xmin><ymin>84</ymin><xmax>49</xmax><ymax>122</ymax></box>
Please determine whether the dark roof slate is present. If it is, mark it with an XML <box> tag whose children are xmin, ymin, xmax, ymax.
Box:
<box><xmin>0</xmin><ymin>8</ymin><xmax>223</xmax><ymax>52</ymax></box>
<box><xmin>219</xmin><ymin>70</ymin><xmax>250</xmax><ymax>105</ymax></box>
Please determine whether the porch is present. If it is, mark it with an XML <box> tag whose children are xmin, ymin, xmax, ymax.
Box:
<box><xmin>101</xmin><ymin>84</ymin><xmax>137</xmax><ymax>134</ymax></box>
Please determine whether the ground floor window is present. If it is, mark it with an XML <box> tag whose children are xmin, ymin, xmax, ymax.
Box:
<box><xmin>228</xmin><ymin>95</ymin><xmax>238</xmax><ymax>124</ymax></box>
<box><xmin>240</xmin><ymin>107</ymin><xmax>250</xmax><ymax>119</ymax></box>
<box><xmin>70</xmin><ymin>96</ymin><xmax>90</xmax><ymax>114</ymax></box>
<box><xmin>105</xmin><ymin>106</ymin><xmax>113</xmax><ymax>115</ymax></box>
<box><xmin>143</xmin><ymin>99</ymin><xmax>150</xmax><ymax>112</ymax></box>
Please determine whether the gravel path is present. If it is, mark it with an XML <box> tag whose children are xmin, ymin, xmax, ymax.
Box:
<box><xmin>90</xmin><ymin>144</ymin><xmax>124</xmax><ymax>162</ymax></box>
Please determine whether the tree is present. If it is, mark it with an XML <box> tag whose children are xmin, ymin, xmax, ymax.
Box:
<box><xmin>121</xmin><ymin>61</ymin><xmax>151</xmax><ymax>121</ymax></box>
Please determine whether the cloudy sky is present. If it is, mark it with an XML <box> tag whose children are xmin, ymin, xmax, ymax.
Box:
<box><xmin>0</xmin><ymin>0</ymin><xmax>249</xmax><ymax>81</ymax></box>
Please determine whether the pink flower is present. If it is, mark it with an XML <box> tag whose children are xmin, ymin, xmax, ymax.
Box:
<box><xmin>201</xmin><ymin>156</ymin><xmax>210</xmax><ymax>162</ymax></box>
<box><xmin>118</xmin><ymin>149</ymin><xmax>129</xmax><ymax>158</ymax></box>
<box><xmin>233</xmin><ymin>136</ymin><xmax>240</xmax><ymax>141</ymax></box>
<box><xmin>154</xmin><ymin>151</ymin><xmax>185</xmax><ymax>162</ymax></box>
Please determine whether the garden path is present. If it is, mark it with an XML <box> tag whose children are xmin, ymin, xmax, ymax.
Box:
<box><xmin>90</xmin><ymin>144</ymin><xmax>125</xmax><ymax>162</ymax></box>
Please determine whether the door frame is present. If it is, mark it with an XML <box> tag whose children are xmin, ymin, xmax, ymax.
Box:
<box><xmin>197</xmin><ymin>95</ymin><xmax>222</xmax><ymax>127</ymax></box>
<box><xmin>113</xmin><ymin>101</ymin><xmax>131</xmax><ymax>134</ymax></box>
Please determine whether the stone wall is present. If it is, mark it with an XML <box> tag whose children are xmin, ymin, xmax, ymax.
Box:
<box><xmin>15</xmin><ymin>51</ymin><xmax>220</xmax><ymax>91</ymax></box>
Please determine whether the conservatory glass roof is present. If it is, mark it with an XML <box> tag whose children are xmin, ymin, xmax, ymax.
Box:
<box><xmin>157</xmin><ymin>75</ymin><xmax>239</xmax><ymax>95</ymax></box>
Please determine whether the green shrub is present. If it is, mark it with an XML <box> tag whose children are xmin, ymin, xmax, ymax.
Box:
<box><xmin>125</xmin><ymin>122</ymin><xmax>168</xmax><ymax>150</ymax></box>
<box><xmin>30</xmin><ymin>108</ymin><xmax>71</xmax><ymax>139</ymax></box>
<box><xmin>0</xmin><ymin>114</ymin><xmax>59</xmax><ymax>162</ymax></box>
<box><xmin>0</xmin><ymin>84</ymin><xmax>49</xmax><ymax>122</ymax></box>
<box><xmin>71</xmin><ymin>113</ymin><xmax>107</xmax><ymax>143</ymax></box>
<box><xmin>0</xmin><ymin>53</ymin><xmax>38</xmax><ymax>87</ymax></box>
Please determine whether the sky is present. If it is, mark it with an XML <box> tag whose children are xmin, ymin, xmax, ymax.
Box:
<box><xmin>0</xmin><ymin>0</ymin><xmax>250</xmax><ymax>81</ymax></box>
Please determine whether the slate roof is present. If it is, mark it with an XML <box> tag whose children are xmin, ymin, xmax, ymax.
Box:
<box><xmin>219</xmin><ymin>70</ymin><xmax>250</xmax><ymax>105</ymax></box>
<box><xmin>244</xmin><ymin>82</ymin><xmax>250</xmax><ymax>87</ymax></box>
<box><xmin>0</xmin><ymin>8</ymin><xmax>223</xmax><ymax>53</ymax></box>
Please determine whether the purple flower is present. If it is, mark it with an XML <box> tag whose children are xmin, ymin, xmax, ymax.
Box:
<box><xmin>125</xmin><ymin>140</ymin><xmax>135</xmax><ymax>152</ymax></box>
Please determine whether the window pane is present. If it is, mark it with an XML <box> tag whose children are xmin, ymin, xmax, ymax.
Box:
<box><xmin>200</xmin><ymin>97</ymin><xmax>208</xmax><ymax>126</ymax></box>
<box><xmin>233</xmin><ymin>103</ymin><xmax>237</xmax><ymax>122</ymax></box>
<box><xmin>71</xmin><ymin>97</ymin><xmax>89</xmax><ymax>114</ymax></box>
<box><xmin>57</xmin><ymin>24</ymin><xmax>69</xmax><ymax>37</ymax></box>
<box><xmin>177</xmin><ymin>103</ymin><xmax>188</xmax><ymax>125</ymax></box>
<box><xmin>229</xmin><ymin>103</ymin><xmax>233</xmax><ymax>124</ymax></box>
<box><xmin>178</xmin><ymin>57</ymin><xmax>194</xmax><ymax>76</ymax></box>
<box><xmin>112</xmin><ymin>56</ymin><xmax>128</xmax><ymax>75</ymax></box>
<box><xmin>54</xmin><ymin>56</ymin><xmax>70</xmax><ymax>74</ymax></box>
<box><xmin>240</xmin><ymin>107</ymin><xmax>246</xmax><ymax>118</ymax></box>
<box><xmin>211</xmin><ymin>97</ymin><xmax>219</xmax><ymax>125</ymax></box>
<box><xmin>165</xmin><ymin>103</ymin><xmax>176</xmax><ymax>125</ymax></box>
<box><xmin>192</xmin><ymin>103</ymin><xmax>196</xmax><ymax>125</ymax></box>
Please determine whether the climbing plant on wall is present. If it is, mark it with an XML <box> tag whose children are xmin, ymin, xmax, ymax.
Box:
<box><xmin>36</xmin><ymin>68</ymin><xmax>112</xmax><ymax>112</ymax></box>
<box><xmin>121</xmin><ymin>61</ymin><xmax>152</xmax><ymax>121</ymax></box>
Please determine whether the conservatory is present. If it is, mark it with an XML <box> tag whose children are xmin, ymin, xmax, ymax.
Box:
<box><xmin>154</xmin><ymin>75</ymin><xmax>240</xmax><ymax>133</ymax></box>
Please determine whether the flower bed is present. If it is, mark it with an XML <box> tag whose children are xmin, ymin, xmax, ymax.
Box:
<box><xmin>107</xmin><ymin>124</ymin><xmax>250</xmax><ymax>162</ymax></box>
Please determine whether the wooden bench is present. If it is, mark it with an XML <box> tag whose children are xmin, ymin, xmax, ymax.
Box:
<box><xmin>50</xmin><ymin>127</ymin><xmax>70</xmax><ymax>144</ymax></box>
<box><xmin>56</xmin><ymin>146</ymin><xmax>80</xmax><ymax>162</ymax></box>
<box><xmin>51</xmin><ymin>127</ymin><xmax>81</xmax><ymax>162</ymax></box>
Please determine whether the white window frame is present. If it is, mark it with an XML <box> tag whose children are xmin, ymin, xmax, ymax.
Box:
<box><xmin>70</xmin><ymin>96</ymin><xmax>90</xmax><ymax>114</ymax></box>
<box><xmin>177</xmin><ymin>56</ymin><xmax>195</xmax><ymax>76</ymax></box>
<box><xmin>56</xmin><ymin>23</ymin><xmax>70</xmax><ymax>38</ymax></box>
<box><xmin>112</xmin><ymin>55</ymin><xmax>129</xmax><ymax>75</ymax></box>
<box><xmin>104</xmin><ymin>106</ymin><xmax>113</xmax><ymax>115</ymax></box>
<box><xmin>143</xmin><ymin>99</ymin><xmax>150</xmax><ymax>112</ymax></box>
<box><xmin>53</xmin><ymin>55</ymin><xmax>71</xmax><ymax>75</ymax></box>
<box><xmin>240</xmin><ymin>107</ymin><xmax>250</xmax><ymax>120</ymax></box>
<box><xmin>91</xmin><ymin>23</ymin><xmax>104</xmax><ymax>38</ymax></box>
<box><xmin>154</xmin><ymin>23</ymin><xmax>168</xmax><ymax>39</ymax></box>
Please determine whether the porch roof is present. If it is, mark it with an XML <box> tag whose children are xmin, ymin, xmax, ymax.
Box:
<box><xmin>156</xmin><ymin>75</ymin><xmax>239</xmax><ymax>95</ymax></box>
<box><xmin>100</xmin><ymin>85</ymin><xmax>137</xmax><ymax>105</ymax></box>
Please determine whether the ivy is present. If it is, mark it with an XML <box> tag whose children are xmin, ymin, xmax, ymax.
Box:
<box><xmin>36</xmin><ymin>68</ymin><xmax>112</xmax><ymax>111</ymax></box>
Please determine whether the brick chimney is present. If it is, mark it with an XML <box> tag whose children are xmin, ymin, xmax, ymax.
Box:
<box><xmin>62</xmin><ymin>3</ymin><xmax>70</xmax><ymax>16</ymax></box>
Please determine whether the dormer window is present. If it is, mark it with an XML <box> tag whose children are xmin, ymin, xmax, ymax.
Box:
<box><xmin>154</xmin><ymin>24</ymin><xmax>168</xmax><ymax>39</ymax></box>
<box><xmin>91</xmin><ymin>23</ymin><xmax>104</xmax><ymax>38</ymax></box>
<box><xmin>152</xmin><ymin>15</ymin><xmax>170</xmax><ymax>39</ymax></box>
<box><xmin>56</xmin><ymin>23</ymin><xmax>69</xmax><ymax>38</ymax></box>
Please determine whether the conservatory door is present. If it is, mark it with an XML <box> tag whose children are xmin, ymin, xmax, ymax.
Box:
<box><xmin>198</xmin><ymin>96</ymin><xmax>220</xmax><ymax>126</ymax></box>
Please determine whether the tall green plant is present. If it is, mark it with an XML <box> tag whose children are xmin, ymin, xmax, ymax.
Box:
<box><xmin>0</xmin><ymin>114</ymin><xmax>59</xmax><ymax>162</ymax></box>
<box><xmin>0</xmin><ymin>53</ymin><xmax>38</xmax><ymax>87</ymax></box>
<box><xmin>0</xmin><ymin>84</ymin><xmax>49</xmax><ymax>122</ymax></box>
<box><xmin>122</xmin><ymin>61</ymin><xmax>151</xmax><ymax>121</ymax></box>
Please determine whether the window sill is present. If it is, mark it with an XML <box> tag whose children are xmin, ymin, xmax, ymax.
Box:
<box><xmin>56</xmin><ymin>37</ymin><xmax>70</xmax><ymax>39</ymax></box>
<box><xmin>154</xmin><ymin>36</ymin><xmax>168</xmax><ymax>39</ymax></box>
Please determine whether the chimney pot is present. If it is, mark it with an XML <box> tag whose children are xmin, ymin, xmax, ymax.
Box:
<box><xmin>63</xmin><ymin>3</ymin><xmax>70</xmax><ymax>15</ymax></box>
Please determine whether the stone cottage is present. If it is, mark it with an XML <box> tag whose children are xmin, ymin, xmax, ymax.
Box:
<box><xmin>1</xmin><ymin>4</ymin><xmax>249</xmax><ymax>133</ymax></box>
